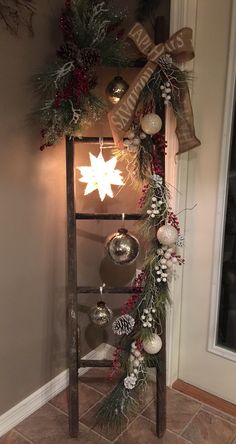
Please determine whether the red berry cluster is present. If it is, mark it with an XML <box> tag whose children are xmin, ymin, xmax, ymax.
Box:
<box><xmin>171</xmin><ymin>252</ymin><xmax>185</xmax><ymax>265</ymax></box>
<box><xmin>138</xmin><ymin>184</ymin><xmax>149</xmax><ymax>209</ymax></box>
<box><xmin>151</xmin><ymin>158</ymin><xmax>164</xmax><ymax>176</ymax></box>
<box><xmin>110</xmin><ymin>347</ymin><xmax>122</xmax><ymax>377</ymax></box>
<box><xmin>135</xmin><ymin>338</ymin><xmax>144</xmax><ymax>352</ymax></box>
<box><xmin>121</xmin><ymin>272</ymin><xmax>145</xmax><ymax>315</ymax></box>
<box><xmin>168</xmin><ymin>211</ymin><xmax>180</xmax><ymax>233</ymax></box>
<box><xmin>60</xmin><ymin>11</ymin><xmax>74</xmax><ymax>42</ymax></box>
<box><xmin>121</xmin><ymin>293</ymin><xmax>140</xmax><ymax>315</ymax></box>
<box><xmin>54</xmin><ymin>69</ymin><xmax>89</xmax><ymax>108</ymax></box>
<box><xmin>153</xmin><ymin>133</ymin><xmax>167</xmax><ymax>154</ymax></box>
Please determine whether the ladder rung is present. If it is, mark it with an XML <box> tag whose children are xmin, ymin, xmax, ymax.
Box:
<box><xmin>76</xmin><ymin>213</ymin><xmax>143</xmax><ymax>220</ymax></box>
<box><xmin>77</xmin><ymin>286</ymin><xmax>140</xmax><ymax>294</ymax></box>
<box><xmin>80</xmin><ymin>359</ymin><xmax>113</xmax><ymax>367</ymax></box>
<box><xmin>74</xmin><ymin>136</ymin><xmax>114</xmax><ymax>144</ymax></box>
<box><xmin>79</xmin><ymin>359</ymin><xmax>157</xmax><ymax>368</ymax></box>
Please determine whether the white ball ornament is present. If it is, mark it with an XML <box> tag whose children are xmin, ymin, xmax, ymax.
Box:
<box><xmin>143</xmin><ymin>334</ymin><xmax>162</xmax><ymax>355</ymax></box>
<box><xmin>141</xmin><ymin>113</ymin><xmax>162</xmax><ymax>135</ymax></box>
<box><xmin>140</xmin><ymin>132</ymin><xmax>147</xmax><ymax>140</ymax></box>
<box><xmin>127</xmin><ymin>131</ymin><xmax>135</xmax><ymax>140</ymax></box>
<box><xmin>157</xmin><ymin>225</ymin><xmax>178</xmax><ymax>246</ymax></box>
<box><xmin>133</xmin><ymin>359</ymin><xmax>140</xmax><ymax>368</ymax></box>
<box><xmin>134</xmin><ymin>350</ymin><xmax>141</xmax><ymax>358</ymax></box>
<box><xmin>133</xmin><ymin>137</ymin><xmax>141</xmax><ymax>146</ymax></box>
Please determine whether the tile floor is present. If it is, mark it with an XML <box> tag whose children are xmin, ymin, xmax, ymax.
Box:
<box><xmin>1</xmin><ymin>368</ymin><xmax>236</xmax><ymax>444</ymax></box>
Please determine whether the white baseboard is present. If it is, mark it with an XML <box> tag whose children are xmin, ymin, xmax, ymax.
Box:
<box><xmin>0</xmin><ymin>343</ymin><xmax>115</xmax><ymax>438</ymax></box>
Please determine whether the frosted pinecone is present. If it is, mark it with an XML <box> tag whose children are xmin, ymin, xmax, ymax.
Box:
<box><xmin>112</xmin><ymin>314</ymin><xmax>135</xmax><ymax>336</ymax></box>
<box><xmin>124</xmin><ymin>375</ymin><xmax>137</xmax><ymax>390</ymax></box>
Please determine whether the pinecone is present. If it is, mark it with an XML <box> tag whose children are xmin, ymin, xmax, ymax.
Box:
<box><xmin>57</xmin><ymin>42</ymin><xmax>78</xmax><ymax>61</ymax></box>
<box><xmin>112</xmin><ymin>314</ymin><xmax>135</xmax><ymax>336</ymax></box>
<box><xmin>77</xmin><ymin>48</ymin><xmax>101</xmax><ymax>71</ymax></box>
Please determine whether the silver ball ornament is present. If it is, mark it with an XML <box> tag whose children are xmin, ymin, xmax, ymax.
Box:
<box><xmin>105</xmin><ymin>228</ymin><xmax>140</xmax><ymax>265</ymax></box>
<box><xmin>90</xmin><ymin>301</ymin><xmax>113</xmax><ymax>327</ymax></box>
<box><xmin>143</xmin><ymin>333</ymin><xmax>162</xmax><ymax>354</ymax></box>
<box><xmin>141</xmin><ymin>113</ymin><xmax>162</xmax><ymax>135</ymax></box>
<box><xmin>106</xmin><ymin>76</ymin><xmax>129</xmax><ymax>105</ymax></box>
<box><xmin>157</xmin><ymin>225</ymin><xmax>178</xmax><ymax>246</ymax></box>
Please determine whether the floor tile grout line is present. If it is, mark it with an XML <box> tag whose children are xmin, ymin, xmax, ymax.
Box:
<box><xmin>199</xmin><ymin>408</ymin><xmax>236</xmax><ymax>431</ymax></box>
<box><xmin>122</xmin><ymin>413</ymin><xmax>193</xmax><ymax>444</ymax></box>
<box><xmin>46</xmin><ymin>402</ymin><xmax>70</xmax><ymax>418</ymax></box>
<box><xmin>200</xmin><ymin>404</ymin><xmax>236</xmax><ymax>424</ymax></box>
<box><xmin>180</xmin><ymin>404</ymin><xmax>202</xmax><ymax>438</ymax></box>
<box><xmin>111</xmin><ymin>397</ymin><xmax>156</xmax><ymax>443</ymax></box>
<box><xmin>171</xmin><ymin>386</ymin><xmax>203</xmax><ymax>406</ymax></box>
<box><xmin>79</xmin><ymin>393</ymin><xmax>106</xmax><ymax>421</ymax></box>
<box><xmin>14</xmin><ymin>429</ymin><xmax>35</xmax><ymax>444</ymax></box>
<box><xmin>80</xmin><ymin>380</ymin><xmax>109</xmax><ymax>397</ymax></box>
<box><xmin>112</xmin><ymin>416</ymin><xmax>141</xmax><ymax>444</ymax></box>
<box><xmin>171</xmin><ymin>386</ymin><xmax>236</xmax><ymax>420</ymax></box>
<box><xmin>81</xmin><ymin>421</ymin><xmax>112</xmax><ymax>443</ymax></box>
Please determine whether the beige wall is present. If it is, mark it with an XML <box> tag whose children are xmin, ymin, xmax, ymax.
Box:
<box><xmin>0</xmin><ymin>0</ymin><xmax>172</xmax><ymax>416</ymax></box>
<box><xmin>0</xmin><ymin>0</ymin><xmax>140</xmax><ymax>415</ymax></box>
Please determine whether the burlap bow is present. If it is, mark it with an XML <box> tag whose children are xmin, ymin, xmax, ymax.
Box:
<box><xmin>108</xmin><ymin>22</ymin><xmax>200</xmax><ymax>154</ymax></box>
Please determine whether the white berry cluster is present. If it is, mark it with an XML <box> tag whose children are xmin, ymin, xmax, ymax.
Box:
<box><xmin>124</xmin><ymin>375</ymin><xmax>137</xmax><ymax>390</ymax></box>
<box><xmin>124</xmin><ymin>129</ymin><xmax>146</xmax><ymax>153</ymax></box>
<box><xmin>141</xmin><ymin>307</ymin><xmax>156</xmax><ymax>328</ymax></box>
<box><xmin>123</xmin><ymin>342</ymin><xmax>144</xmax><ymax>390</ymax></box>
<box><xmin>155</xmin><ymin>246</ymin><xmax>177</xmax><ymax>283</ymax></box>
<box><xmin>147</xmin><ymin>196</ymin><xmax>163</xmax><ymax>219</ymax></box>
<box><xmin>160</xmin><ymin>82</ymin><xmax>172</xmax><ymax>105</ymax></box>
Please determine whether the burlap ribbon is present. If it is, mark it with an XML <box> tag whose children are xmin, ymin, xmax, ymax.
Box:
<box><xmin>108</xmin><ymin>22</ymin><xmax>201</xmax><ymax>154</ymax></box>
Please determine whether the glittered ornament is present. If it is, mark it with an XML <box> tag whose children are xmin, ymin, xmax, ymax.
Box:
<box><xmin>105</xmin><ymin>228</ymin><xmax>140</xmax><ymax>265</ymax></box>
<box><xmin>90</xmin><ymin>301</ymin><xmax>113</xmax><ymax>327</ymax></box>
<box><xmin>106</xmin><ymin>76</ymin><xmax>129</xmax><ymax>104</ymax></box>
<box><xmin>157</xmin><ymin>225</ymin><xmax>178</xmax><ymax>246</ymax></box>
<box><xmin>143</xmin><ymin>333</ymin><xmax>162</xmax><ymax>354</ymax></box>
<box><xmin>141</xmin><ymin>113</ymin><xmax>162</xmax><ymax>135</ymax></box>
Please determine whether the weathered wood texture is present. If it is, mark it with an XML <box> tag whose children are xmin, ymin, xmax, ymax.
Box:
<box><xmin>66</xmin><ymin>136</ymin><xmax>79</xmax><ymax>437</ymax></box>
<box><xmin>154</xmin><ymin>16</ymin><xmax>168</xmax><ymax>439</ymax></box>
<box><xmin>76</xmin><ymin>213</ymin><xmax>143</xmax><ymax>220</ymax></box>
<box><xmin>77</xmin><ymin>286</ymin><xmax>141</xmax><ymax>294</ymax></box>
<box><xmin>66</xmin><ymin>14</ymin><xmax>168</xmax><ymax>439</ymax></box>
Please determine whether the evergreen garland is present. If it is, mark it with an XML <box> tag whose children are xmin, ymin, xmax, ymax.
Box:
<box><xmin>32</xmin><ymin>0</ymin><xmax>130</xmax><ymax>150</ymax></box>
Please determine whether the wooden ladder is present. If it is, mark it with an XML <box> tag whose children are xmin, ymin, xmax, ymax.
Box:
<box><xmin>65</xmin><ymin>135</ymin><xmax>166</xmax><ymax>438</ymax></box>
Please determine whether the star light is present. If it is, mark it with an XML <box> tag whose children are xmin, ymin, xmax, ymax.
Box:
<box><xmin>77</xmin><ymin>152</ymin><xmax>124</xmax><ymax>201</ymax></box>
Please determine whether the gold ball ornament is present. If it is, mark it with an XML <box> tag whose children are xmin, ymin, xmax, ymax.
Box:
<box><xmin>105</xmin><ymin>228</ymin><xmax>140</xmax><ymax>265</ymax></box>
<box><xmin>90</xmin><ymin>301</ymin><xmax>113</xmax><ymax>327</ymax></box>
<box><xmin>157</xmin><ymin>225</ymin><xmax>178</xmax><ymax>246</ymax></box>
<box><xmin>141</xmin><ymin>113</ymin><xmax>162</xmax><ymax>135</ymax></box>
<box><xmin>143</xmin><ymin>333</ymin><xmax>162</xmax><ymax>354</ymax></box>
<box><xmin>106</xmin><ymin>76</ymin><xmax>129</xmax><ymax>104</ymax></box>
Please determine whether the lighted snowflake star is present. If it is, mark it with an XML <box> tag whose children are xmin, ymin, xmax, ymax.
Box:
<box><xmin>78</xmin><ymin>152</ymin><xmax>124</xmax><ymax>201</ymax></box>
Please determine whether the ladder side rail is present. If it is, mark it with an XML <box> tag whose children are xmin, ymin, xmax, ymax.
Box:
<box><xmin>66</xmin><ymin>136</ymin><xmax>79</xmax><ymax>437</ymax></box>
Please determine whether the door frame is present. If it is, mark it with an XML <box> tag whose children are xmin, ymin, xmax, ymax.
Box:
<box><xmin>207</xmin><ymin>0</ymin><xmax>236</xmax><ymax>362</ymax></box>
<box><xmin>166</xmin><ymin>0</ymin><xmax>198</xmax><ymax>385</ymax></box>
